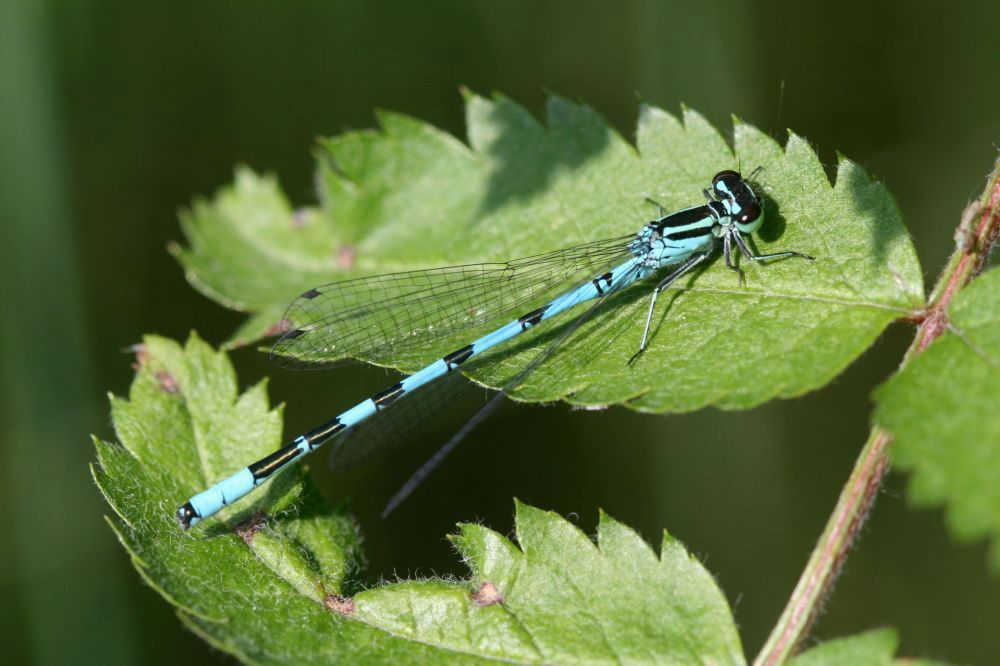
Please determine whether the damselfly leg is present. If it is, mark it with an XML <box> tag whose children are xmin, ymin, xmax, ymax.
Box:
<box><xmin>628</xmin><ymin>252</ymin><xmax>709</xmax><ymax>366</ymax></box>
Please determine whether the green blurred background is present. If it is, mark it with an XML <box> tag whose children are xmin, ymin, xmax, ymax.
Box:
<box><xmin>2</xmin><ymin>1</ymin><xmax>998</xmax><ymax>663</ymax></box>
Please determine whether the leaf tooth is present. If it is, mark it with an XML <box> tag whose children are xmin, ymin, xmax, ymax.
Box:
<box><xmin>679</xmin><ymin>104</ymin><xmax>705</xmax><ymax>130</ymax></box>
<box><xmin>597</xmin><ymin>509</ymin><xmax>659</xmax><ymax>565</ymax></box>
<box><xmin>376</xmin><ymin>109</ymin><xmax>479</xmax><ymax>163</ymax></box>
<box><xmin>832</xmin><ymin>151</ymin><xmax>875</xmax><ymax>192</ymax></box>
<box><xmin>733</xmin><ymin>118</ymin><xmax>783</xmax><ymax>168</ymax></box>
<box><xmin>487</xmin><ymin>89</ymin><xmax>511</xmax><ymax>103</ymax></box>
<box><xmin>233</xmin><ymin>377</ymin><xmax>275</xmax><ymax>415</ymax></box>
<box><xmin>784</xmin><ymin>130</ymin><xmax>830</xmax><ymax>190</ymax></box>
<box><xmin>452</xmin><ymin>522</ymin><xmax>522</xmax><ymax>592</ymax></box>
<box><xmin>515</xmin><ymin>500</ymin><xmax>598</xmax><ymax>558</ymax></box>
<box><xmin>637</xmin><ymin>102</ymin><xmax>679</xmax><ymax>131</ymax></box>
<box><xmin>373</xmin><ymin>108</ymin><xmax>417</xmax><ymax>134</ymax></box>
<box><xmin>677</xmin><ymin>105</ymin><xmax>734</xmax><ymax>166</ymax></box>
<box><xmin>636</xmin><ymin>103</ymin><xmax>682</xmax><ymax>160</ymax></box>
<box><xmin>465</xmin><ymin>90</ymin><xmax>544</xmax><ymax>154</ymax></box>
<box><xmin>545</xmin><ymin>94</ymin><xmax>610</xmax><ymax>136</ymax></box>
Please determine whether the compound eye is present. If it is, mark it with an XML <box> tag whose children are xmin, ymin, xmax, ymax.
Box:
<box><xmin>737</xmin><ymin>202</ymin><xmax>761</xmax><ymax>224</ymax></box>
<box><xmin>712</xmin><ymin>169</ymin><xmax>741</xmax><ymax>196</ymax></box>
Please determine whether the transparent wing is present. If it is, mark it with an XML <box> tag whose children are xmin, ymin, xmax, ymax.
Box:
<box><xmin>380</xmin><ymin>260</ymin><xmax>647</xmax><ymax>515</ymax></box>
<box><xmin>328</xmin><ymin>261</ymin><xmax>644</xmax><ymax>489</ymax></box>
<box><xmin>327</xmin><ymin>370</ymin><xmax>482</xmax><ymax>472</ymax></box>
<box><xmin>271</xmin><ymin>234</ymin><xmax>635</xmax><ymax>370</ymax></box>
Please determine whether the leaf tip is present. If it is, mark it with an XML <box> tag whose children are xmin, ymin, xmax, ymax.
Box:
<box><xmin>833</xmin><ymin>151</ymin><xmax>872</xmax><ymax>187</ymax></box>
<box><xmin>637</xmin><ymin>102</ymin><xmax>676</xmax><ymax>131</ymax></box>
<box><xmin>679</xmin><ymin>104</ymin><xmax>706</xmax><ymax>127</ymax></box>
<box><xmin>596</xmin><ymin>507</ymin><xmax>619</xmax><ymax>530</ymax></box>
<box><xmin>783</xmin><ymin>128</ymin><xmax>807</xmax><ymax>148</ymax></box>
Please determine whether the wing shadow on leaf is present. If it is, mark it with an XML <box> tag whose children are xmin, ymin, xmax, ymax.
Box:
<box><xmin>836</xmin><ymin>159</ymin><xmax>905</xmax><ymax>263</ymax></box>
<box><xmin>474</xmin><ymin>95</ymin><xmax>611</xmax><ymax>216</ymax></box>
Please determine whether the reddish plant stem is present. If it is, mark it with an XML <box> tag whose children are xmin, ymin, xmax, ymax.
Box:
<box><xmin>754</xmin><ymin>157</ymin><xmax>1000</xmax><ymax>665</ymax></box>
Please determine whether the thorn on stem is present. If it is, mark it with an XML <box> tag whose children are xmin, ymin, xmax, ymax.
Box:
<box><xmin>155</xmin><ymin>370</ymin><xmax>179</xmax><ymax>394</ymax></box>
<box><xmin>472</xmin><ymin>581</ymin><xmax>505</xmax><ymax>607</ymax></box>
<box><xmin>265</xmin><ymin>319</ymin><xmax>294</xmax><ymax>338</ymax></box>
<box><xmin>324</xmin><ymin>594</ymin><xmax>356</xmax><ymax>616</ymax></box>
<box><xmin>236</xmin><ymin>512</ymin><xmax>267</xmax><ymax>544</ymax></box>
<box><xmin>337</xmin><ymin>244</ymin><xmax>357</xmax><ymax>269</ymax></box>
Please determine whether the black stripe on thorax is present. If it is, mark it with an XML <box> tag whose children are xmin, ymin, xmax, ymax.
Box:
<box><xmin>518</xmin><ymin>305</ymin><xmax>549</xmax><ymax>330</ymax></box>
<box><xmin>443</xmin><ymin>344</ymin><xmax>474</xmax><ymax>370</ymax></box>
<box><xmin>249</xmin><ymin>443</ymin><xmax>302</xmax><ymax>481</ymax></box>
<box><xmin>706</xmin><ymin>200</ymin><xmax>727</xmax><ymax>222</ymax></box>
<box><xmin>372</xmin><ymin>382</ymin><xmax>405</xmax><ymax>409</ymax></box>
<box><xmin>654</xmin><ymin>205</ymin><xmax>713</xmax><ymax>230</ymax></box>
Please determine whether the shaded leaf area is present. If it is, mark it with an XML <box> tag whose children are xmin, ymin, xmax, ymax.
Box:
<box><xmin>93</xmin><ymin>334</ymin><xmax>747</xmax><ymax>664</ymax></box>
<box><xmin>788</xmin><ymin>628</ymin><xmax>897</xmax><ymax>666</ymax></box>
<box><xmin>876</xmin><ymin>268</ymin><xmax>1000</xmax><ymax>573</ymax></box>
<box><xmin>174</xmin><ymin>93</ymin><xmax>923</xmax><ymax>413</ymax></box>
<box><xmin>788</xmin><ymin>627</ymin><xmax>948</xmax><ymax>665</ymax></box>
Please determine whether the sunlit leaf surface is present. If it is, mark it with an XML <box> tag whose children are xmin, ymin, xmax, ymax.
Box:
<box><xmin>173</xmin><ymin>95</ymin><xmax>922</xmax><ymax>412</ymax></box>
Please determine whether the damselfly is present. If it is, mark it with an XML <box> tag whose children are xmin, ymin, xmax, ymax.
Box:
<box><xmin>176</xmin><ymin>169</ymin><xmax>813</xmax><ymax>529</ymax></box>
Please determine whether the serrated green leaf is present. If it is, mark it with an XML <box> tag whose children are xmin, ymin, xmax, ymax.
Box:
<box><xmin>875</xmin><ymin>267</ymin><xmax>1000</xmax><ymax>572</ymax></box>
<box><xmin>94</xmin><ymin>333</ymin><xmax>749</xmax><ymax>664</ymax></box>
<box><xmin>788</xmin><ymin>628</ymin><xmax>897</xmax><ymax>665</ymax></box>
<box><xmin>175</xmin><ymin>94</ymin><xmax>922</xmax><ymax>412</ymax></box>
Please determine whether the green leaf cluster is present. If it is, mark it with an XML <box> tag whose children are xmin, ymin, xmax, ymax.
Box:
<box><xmin>96</xmin><ymin>92</ymin><xmax>986</xmax><ymax>663</ymax></box>
<box><xmin>877</xmin><ymin>267</ymin><xmax>1000</xmax><ymax>571</ymax></box>
<box><xmin>94</xmin><ymin>334</ymin><xmax>918</xmax><ymax>664</ymax></box>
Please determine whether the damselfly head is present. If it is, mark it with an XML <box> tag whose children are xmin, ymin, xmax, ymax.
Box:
<box><xmin>711</xmin><ymin>170</ymin><xmax>742</xmax><ymax>199</ymax></box>
<box><xmin>712</xmin><ymin>169</ymin><xmax>764</xmax><ymax>235</ymax></box>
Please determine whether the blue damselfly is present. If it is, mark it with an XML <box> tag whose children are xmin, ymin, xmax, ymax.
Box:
<box><xmin>176</xmin><ymin>169</ymin><xmax>812</xmax><ymax>529</ymax></box>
